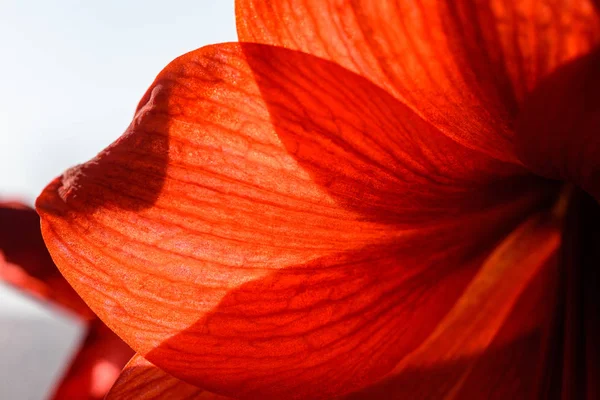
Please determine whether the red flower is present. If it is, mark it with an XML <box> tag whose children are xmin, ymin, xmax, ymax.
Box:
<box><xmin>35</xmin><ymin>1</ymin><xmax>600</xmax><ymax>399</ymax></box>
<box><xmin>0</xmin><ymin>202</ymin><xmax>134</xmax><ymax>399</ymax></box>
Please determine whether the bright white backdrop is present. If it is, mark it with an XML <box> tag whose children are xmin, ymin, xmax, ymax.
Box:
<box><xmin>0</xmin><ymin>1</ymin><xmax>236</xmax><ymax>398</ymax></box>
<box><xmin>0</xmin><ymin>0</ymin><xmax>236</xmax><ymax>203</ymax></box>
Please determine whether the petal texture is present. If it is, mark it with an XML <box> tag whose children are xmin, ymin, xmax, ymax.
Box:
<box><xmin>106</xmin><ymin>354</ymin><xmax>210</xmax><ymax>400</ymax></box>
<box><xmin>237</xmin><ymin>0</ymin><xmax>600</xmax><ymax>162</ymax></box>
<box><xmin>344</xmin><ymin>210</ymin><xmax>562</xmax><ymax>398</ymax></box>
<box><xmin>37</xmin><ymin>43</ymin><xmax>552</xmax><ymax>399</ymax></box>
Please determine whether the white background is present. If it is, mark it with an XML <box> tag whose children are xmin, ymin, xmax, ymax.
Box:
<box><xmin>0</xmin><ymin>0</ymin><xmax>236</xmax><ymax>203</ymax></box>
<box><xmin>0</xmin><ymin>1</ymin><xmax>236</xmax><ymax>398</ymax></box>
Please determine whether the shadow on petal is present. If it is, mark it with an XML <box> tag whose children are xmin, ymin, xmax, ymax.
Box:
<box><xmin>346</xmin><ymin>248</ymin><xmax>560</xmax><ymax>399</ymax></box>
<box><xmin>240</xmin><ymin>43</ymin><xmax>552</xmax><ymax>226</ymax></box>
<box><xmin>516</xmin><ymin>49</ymin><xmax>600</xmax><ymax>201</ymax></box>
<box><xmin>344</xmin><ymin>331</ymin><xmax>547</xmax><ymax>400</ymax></box>
<box><xmin>33</xmin><ymin>42</ymin><xmax>560</xmax><ymax>400</ymax></box>
<box><xmin>144</xmin><ymin>238</ymin><xmax>497</xmax><ymax>399</ymax></box>
<box><xmin>145</xmin><ymin>207</ymin><xmax>560</xmax><ymax>400</ymax></box>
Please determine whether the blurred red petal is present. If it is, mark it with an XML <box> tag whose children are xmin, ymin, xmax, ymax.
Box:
<box><xmin>0</xmin><ymin>202</ymin><xmax>91</xmax><ymax>318</ymax></box>
<box><xmin>36</xmin><ymin>43</ymin><xmax>554</xmax><ymax>398</ymax></box>
<box><xmin>106</xmin><ymin>354</ymin><xmax>212</xmax><ymax>400</ymax></box>
<box><xmin>1</xmin><ymin>254</ymin><xmax>52</xmax><ymax>301</ymax></box>
<box><xmin>0</xmin><ymin>202</ymin><xmax>133</xmax><ymax>399</ymax></box>
<box><xmin>0</xmin><ymin>201</ymin><xmax>53</xmax><ymax>274</ymax></box>
<box><xmin>51</xmin><ymin>322</ymin><xmax>134</xmax><ymax>400</ymax></box>
<box><xmin>237</xmin><ymin>0</ymin><xmax>600</xmax><ymax>163</ymax></box>
<box><xmin>53</xmin><ymin>320</ymin><xmax>134</xmax><ymax>400</ymax></box>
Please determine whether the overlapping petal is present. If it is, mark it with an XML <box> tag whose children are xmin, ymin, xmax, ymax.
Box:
<box><xmin>344</xmin><ymin>210</ymin><xmax>562</xmax><ymax>398</ymax></box>
<box><xmin>516</xmin><ymin>48</ymin><xmax>600</xmax><ymax>202</ymax></box>
<box><xmin>35</xmin><ymin>43</ymin><xmax>555</xmax><ymax>398</ymax></box>
<box><xmin>237</xmin><ymin>0</ymin><xmax>600</xmax><ymax>163</ymax></box>
<box><xmin>106</xmin><ymin>354</ymin><xmax>208</xmax><ymax>400</ymax></box>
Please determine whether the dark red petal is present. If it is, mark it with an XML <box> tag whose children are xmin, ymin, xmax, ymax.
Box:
<box><xmin>237</xmin><ymin>0</ymin><xmax>600</xmax><ymax>163</ymax></box>
<box><xmin>344</xmin><ymin>211</ymin><xmax>562</xmax><ymax>398</ymax></box>
<box><xmin>0</xmin><ymin>202</ymin><xmax>133</xmax><ymax>399</ymax></box>
<box><xmin>0</xmin><ymin>202</ymin><xmax>55</xmax><ymax>278</ymax></box>
<box><xmin>36</xmin><ymin>43</ymin><xmax>550</xmax><ymax>399</ymax></box>
<box><xmin>0</xmin><ymin>202</ymin><xmax>92</xmax><ymax>318</ymax></box>
<box><xmin>517</xmin><ymin>49</ymin><xmax>600</xmax><ymax>202</ymax></box>
<box><xmin>106</xmin><ymin>354</ymin><xmax>213</xmax><ymax>400</ymax></box>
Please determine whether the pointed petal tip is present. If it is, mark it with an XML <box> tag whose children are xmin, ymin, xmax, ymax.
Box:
<box><xmin>35</xmin><ymin>175</ymin><xmax>70</xmax><ymax>219</ymax></box>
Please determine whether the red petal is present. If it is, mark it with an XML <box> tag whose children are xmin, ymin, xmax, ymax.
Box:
<box><xmin>0</xmin><ymin>202</ymin><xmax>133</xmax><ymax>399</ymax></box>
<box><xmin>237</xmin><ymin>0</ymin><xmax>600</xmax><ymax>163</ymax></box>
<box><xmin>0</xmin><ymin>202</ymin><xmax>54</xmax><ymax>278</ymax></box>
<box><xmin>51</xmin><ymin>322</ymin><xmax>134</xmax><ymax>400</ymax></box>
<box><xmin>344</xmin><ymin>211</ymin><xmax>562</xmax><ymax>398</ymax></box>
<box><xmin>36</xmin><ymin>43</ymin><xmax>551</xmax><ymax>398</ymax></box>
<box><xmin>106</xmin><ymin>354</ymin><xmax>213</xmax><ymax>400</ymax></box>
<box><xmin>516</xmin><ymin>49</ymin><xmax>600</xmax><ymax>202</ymax></box>
<box><xmin>0</xmin><ymin>202</ymin><xmax>92</xmax><ymax>318</ymax></box>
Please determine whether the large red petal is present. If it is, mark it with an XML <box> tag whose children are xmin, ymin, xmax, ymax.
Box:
<box><xmin>237</xmin><ymin>0</ymin><xmax>600</xmax><ymax>163</ymax></box>
<box><xmin>106</xmin><ymin>354</ymin><xmax>208</xmax><ymax>400</ymax></box>
<box><xmin>517</xmin><ymin>48</ymin><xmax>600</xmax><ymax>202</ymax></box>
<box><xmin>37</xmin><ymin>43</ymin><xmax>551</xmax><ymax>399</ymax></box>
